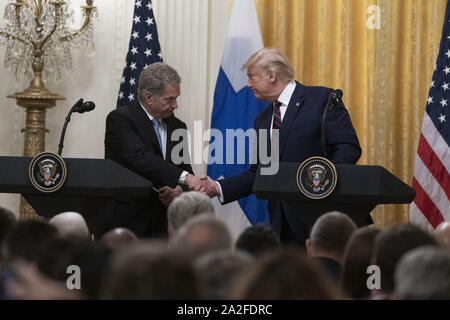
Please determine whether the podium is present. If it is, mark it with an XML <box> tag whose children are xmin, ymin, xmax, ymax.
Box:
<box><xmin>0</xmin><ymin>156</ymin><xmax>153</xmax><ymax>229</ymax></box>
<box><xmin>253</xmin><ymin>163</ymin><xmax>416</xmax><ymax>226</ymax></box>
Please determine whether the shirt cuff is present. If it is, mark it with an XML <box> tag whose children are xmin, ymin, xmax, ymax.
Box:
<box><xmin>178</xmin><ymin>171</ymin><xmax>189</xmax><ymax>184</ymax></box>
<box><xmin>215</xmin><ymin>181</ymin><xmax>225</xmax><ymax>203</ymax></box>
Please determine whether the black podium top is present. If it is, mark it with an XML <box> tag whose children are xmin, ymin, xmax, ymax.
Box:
<box><xmin>0</xmin><ymin>156</ymin><xmax>152</xmax><ymax>196</ymax></box>
<box><xmin>0</xmin><ymin>156</ymin><xmax>153</xmax><ymax>219</ymax></box>
<box><xmin>253</xmin><ymin>163</ymin><xmax>415</xmax><ymax>204</ymax></box>
<box><xmin>253</xmin><ymin>163</ymin><xmax>415</xmax><ymax>226</ymax></box>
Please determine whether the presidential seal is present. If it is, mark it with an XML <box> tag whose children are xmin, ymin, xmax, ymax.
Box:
<box><xmin>29</xmin><ymin>152</ymin><xmax>67</xmax><ymax>193</ymax></box>
<box><xmin>296</xmin><ymin>156</ymin><xmax>337</xmax><ymax>199</ymax></box>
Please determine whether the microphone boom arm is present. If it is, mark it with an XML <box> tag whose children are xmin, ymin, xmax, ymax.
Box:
<box><xmin>58</xmin><ymin>99</ymin><xmax>82</xmax><ymax>156</ymax></box>
<box><xmin>321</xmin><ymin>89</ymin><xmax>343</xmax><ymax>158</ymax></box>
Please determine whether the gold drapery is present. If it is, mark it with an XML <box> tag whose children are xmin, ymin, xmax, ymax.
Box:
<box><xmin>254</xmin><ymin>0</ymin><xmax>446</xmax><ymax>227</ymax></box>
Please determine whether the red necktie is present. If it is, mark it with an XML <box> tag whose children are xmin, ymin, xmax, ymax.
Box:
<box><xmin>272</xmin><ymin>101</ymin><xmax>282</xmax><ymax>157</ymax></box>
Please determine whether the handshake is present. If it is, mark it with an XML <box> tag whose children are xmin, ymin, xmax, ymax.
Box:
<box><xmin>185</xmin><ymin>174</ymin><xmax>221</xmax><ymax>198</ymax></box>
<box><xmin>158</xmin><ymin>173</ymin><xmax>220</xmax><ymax>207</ymax></box>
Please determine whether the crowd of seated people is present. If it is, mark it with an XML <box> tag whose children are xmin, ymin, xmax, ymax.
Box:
<box><xmin>0</xmin><ymin>196</ymin><xmax>449</xmax><ymax>300</ymax></box>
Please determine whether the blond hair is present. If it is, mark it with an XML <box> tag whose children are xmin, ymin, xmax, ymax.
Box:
<box><xmin>242</xmin><ymin>48</ymin><xmax>295</xmax><ymax>82</ymax></box>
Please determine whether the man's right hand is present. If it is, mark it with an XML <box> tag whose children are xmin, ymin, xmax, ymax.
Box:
<box><xmin>185</xmin><ymin>174</ymin><xmax>220</xmax><ymax>198</ymax></box>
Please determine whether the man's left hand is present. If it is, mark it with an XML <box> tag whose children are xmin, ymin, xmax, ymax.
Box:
<box><xmin>158</xmin><ymin>185</ymin><xmax>182</xmax><ymax>207</ymax></box>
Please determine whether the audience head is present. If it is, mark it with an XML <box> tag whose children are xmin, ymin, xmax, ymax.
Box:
<box><xmin>235</xmin><ymin>225</ymin><xmax>281</xmax><ymax>257</ymax></box>
<box><xmin>102</xmin><ymin>240</ymin><xmax>198</xmax><ymax>299</ymax></box>
<box><xmin>232</xmin><ymin>248</ymin><xmax>341</xmax><ymax>299</ymax></box>
<box><xmin>196</xmin><ymin>250</ymin><xmax>253</xmax><ymax>299</ymax></box>
<box><xmin>49</xmin><ymin>211</ymin><xmax>89</xmax><ymax>239</ymax></box>
<box><xmin>0</xmin><ymin>207</ymin><xmax>17</xmax><ymax>263</ymax></box>
<box><xmin>373</xmin><ymin>223</ymin><xmax>437</xmax><ymax>295</ymax></box>
<box><xmin>340</xmin><ymin>226</ymin><xmax>382</xmax><ymax>299</ymax></box>
<box><xmin>167</xmin><ymin>191</ymin><xmax>215</xmax><ymax>239</ymax></box>
<box><xmin>3</xmin><ymin>220</ymin><xmax>57</xmax><ymax>264</ymax></box>
<box><xmin>100</xmin><ymin>228</ymin><xmax>138</xmax><ymax>251</ymax></box>
<box><xmin>434</xmin><ymin>221</ymin><xmax>450</xmax><ymax>247</ymax></box>
<box><xmin>171</xmin><ymin>215</ymin><xmax>232</xmax><ymax>257</ymax></box>
<box><xmin>306</xmin><ymin>211</ymin><xmax>357</xmax><ymax>263</ymax></box>
<box><xmin>394</xmin><ymin>246</ymin><xmax>450</xmax><ymax>299</ymax></box>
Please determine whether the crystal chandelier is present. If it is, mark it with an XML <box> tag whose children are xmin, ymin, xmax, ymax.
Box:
<box><xmin>0</xmin><ymin>0</ymin><xmax>97</xmax><ymax>222</ymax></box>
<box><xmin>0</xmin><ymin>0</ymin><xmax>98</xmax><ymax>84</ymax></box>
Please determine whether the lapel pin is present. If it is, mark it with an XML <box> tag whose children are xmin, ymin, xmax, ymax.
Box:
<box><xmin>296</xmin><ymin>102</ymin><xmax>300</xmax><ymax>107</ymax></box>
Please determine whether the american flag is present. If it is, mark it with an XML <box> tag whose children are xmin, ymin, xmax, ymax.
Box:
<box><xmin>116</xmin><ymin>0</ymin><xmax>162</xmax><ymax>108</ymax></box>
<box><xmin>410</xmin><ymin>0</ymin><xmax>450</xmax><ymax>230</ymax></box>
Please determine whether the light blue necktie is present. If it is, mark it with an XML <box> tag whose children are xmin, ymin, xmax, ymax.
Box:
<box><xmin>152</xmin><ymin>118</ymin><xmax>164</xmax><ymax>156</ymax></box>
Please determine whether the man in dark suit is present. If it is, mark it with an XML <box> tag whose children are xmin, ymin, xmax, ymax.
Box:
<box><xmin>201</xmin><ymin>48</ymin><xmax>361</xmax><ymax>245</ymax></box>
<box><xmin>95</xmin><ymin>62</ymin><xmax>202</xmax><ymax>238</ymax></box>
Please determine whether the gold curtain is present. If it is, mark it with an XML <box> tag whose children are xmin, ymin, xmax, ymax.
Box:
<box><xmin>254</xmin><ymin>0</ymin><xmax>446</xmax><ymax>227</ymax></box>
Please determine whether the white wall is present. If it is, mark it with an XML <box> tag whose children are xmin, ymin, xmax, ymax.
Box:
<box><xmin>0</xmin><ymin>0</ymin><xmax>230</xmax><ymax>215</ymax></box>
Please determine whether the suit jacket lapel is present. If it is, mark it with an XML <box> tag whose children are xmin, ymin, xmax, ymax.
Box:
<box><xmin>130</xmin><ymin>102</ymin><xmax>164</xmax><ymax>157</ymax></box>
<box><xmin>279</xmin><ymin>82</ymin><xmax>305</xmax><ymax>158</ymax></box>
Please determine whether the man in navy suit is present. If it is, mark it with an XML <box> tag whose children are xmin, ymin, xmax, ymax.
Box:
<box><xmin>201</xmin><ymin>48</ymin><xmax>361</xmax><ymax>245</ymax></box>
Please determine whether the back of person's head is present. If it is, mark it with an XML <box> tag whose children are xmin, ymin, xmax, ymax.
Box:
<box><xmin>394</xmin><ymin>246</ymin><xmax>450</xmax><ymax>299</ymax></box>
<box><xmin>307</xmin><ymin>211</ymin><xmax>357</xmax><ymax>261</ymax></box>
<box><xmin>167</xmin><ymin>191</ymin><xmax>215</xmax><ymax>236</ymax></box>
<box><xmin>49</xmin><ymin>211</ymin><xmax>89</xmax><ymax>239</ymax></box>
<box><xmin>37</xmin><ymin>235</ymin><xmax>82</xmax><ymax>282</ymax></box>
<box><xmin>100</xmin><ymin>227</ymin><xmax>138</xmax><ymax>251</ymax></box>
<box><xmin>340</xmin><ymin>226</ymin><xmax>382</xmax><ymax>299</ymax></box>
<box><xmin>434</xmin><ymin>221</ymin><xmax>450</xmax><ymax>247</ymax></box>
<box><xmin>373</xmin><ymin>223</ymin><xmax>437</xmax><ymax>294</ymax></box>
<box><xmin>195</xmin><ymin>250</ymin><xmax>253</xmax><ymax>299</ymax></box>
<box><xmin>66</xmin><ymin>240</ymin><xmax>111</xmax><ymax>299</ymax></box>
<box><xmin>235</xmin><ymin>225</ymin><xmax>281</xmax><ymax>257</ymax></box>
<box><xmin>3</xmin><ymin>220</ymin><xmax>58</xmax><ymax>263</ymax></box>
<box><xmin>0</xmin><ymin>207</ymin><xmax>17</xmax><ymax>262</ymax></box>
<box><xmin>232</xmin><ymin>248</ymin><xmax>341</xmax><ymax>299</ymax></box>
<box><xmin>102</xmin><ymin>240</ymin><xmax>199</xmax><ymax>299</ymax></box>
<box><xmin>35</xmin><ymin>236</ymin><xmax>109</xmax><ymax>299</ymax></box>
<box><xmin>171</xmin><ymin>215</ymin><xmax>232</xmax><ymax>257</ymax></box>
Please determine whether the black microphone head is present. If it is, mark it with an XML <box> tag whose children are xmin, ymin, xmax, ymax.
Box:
<box><xmin>74</xmin><ymin>101</ymin><xmax>95</xmax><ymax>113</ymax></box>
<box><xmin>330</xmin><ymin>89</ymin><xmax>343</xmax><ymax>106</ymax></box>
<box><xmin>334</xmin><ymin>89</ymin><xmax>343</xmax><ymax>99</ymax></box>
<box><xmin>82</xmin><ymin>101</ymin><xmax>95</xmax><ymax>112</ymax></box>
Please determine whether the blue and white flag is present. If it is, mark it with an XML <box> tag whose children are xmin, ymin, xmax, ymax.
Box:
<box><xmin>117</xmin><ymin>0</ymin><xmax>162</xmax><ymax>108</ymax></box>
<box><xmin>208</xmin><ymin>0</ymin><xmax>269</xmax><ymax>238</ymax></box>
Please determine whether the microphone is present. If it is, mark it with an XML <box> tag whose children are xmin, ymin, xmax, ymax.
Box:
<box><xmin>72</xmin><ymin>99</ymin><xmax>95</xmax><ymax>113</ymax></box>
<box><xmin>328</xmin><ymin>89</ymin><xmax>343</xmax><ymax>110</ymax></box>
<box><xmin>321</xmin><ymin>89</ymin><xmax>343</xmax><ymax>157</ymax></box>
<box><xmin>58</xmin><ymin>98</ymin><xmax>95</xmax><ymax>156</ymax></box>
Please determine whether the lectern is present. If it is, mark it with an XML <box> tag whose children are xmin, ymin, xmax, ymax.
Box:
<box><xmin>253</xmin><ymin>163</ymin><xmax>416</xmax><ymax>226</ymax></box>
<box><xmin>0</xmin><ymin>156</ymin><xmax>153</xmax><ymax>229</ymax></box>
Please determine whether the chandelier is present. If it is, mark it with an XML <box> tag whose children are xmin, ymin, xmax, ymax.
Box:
<box><xmin>0</xmin><ymin>0</ymin><xmax>97</xmax><ymax>222</ymax></box>
<box><xmin>0</xmin><ymin>0</ymin><xmax>98</xmax><ymax>84</ymax></box>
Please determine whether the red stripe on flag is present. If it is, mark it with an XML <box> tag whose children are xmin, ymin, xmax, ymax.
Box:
<box><xmin>417</xmin><ymin>133</ymin><xmax>450</xmax><ymax>200</ymax></box>
<box><xmin>412</xmin><ymin>177</ymin><xmax>445</xmax><ymax>228</ymax></box>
